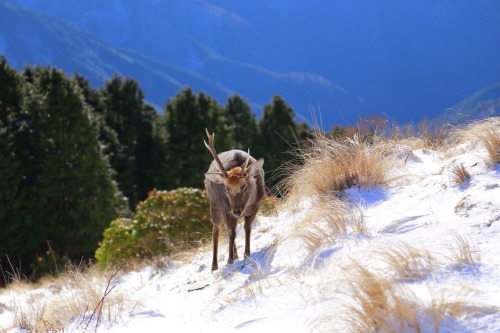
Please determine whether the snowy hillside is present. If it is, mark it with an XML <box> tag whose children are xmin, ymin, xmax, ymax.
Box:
<box><xmin>1</xmin><ymin>119</ymin><xmax>499</xmax><ymax>332</ymax></box>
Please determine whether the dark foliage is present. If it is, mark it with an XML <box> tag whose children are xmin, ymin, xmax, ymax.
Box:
<box><xmin>161</xmin><ymin>87</ymin><xmax>227</xmax><ymax>189</ymax></box>
<box><xmin>0</xmin><ymin>60</ymin><xmax>125</xmax><ymax>282</ymax></box>
<box><xmin>0</xmin><ymin>55</ymin><xmax>309</xmax><ymax>282</ymax></box>
<box><xmin>255</xmin><ymin>95</ymin><xmax>310</xmax><ymax>189</ymax></box>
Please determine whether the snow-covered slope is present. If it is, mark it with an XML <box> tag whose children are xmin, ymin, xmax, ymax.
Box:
<box><xmin>1</xmin><ymin>133</ymin><xmax>499</xmax><ymax>332</ymax></box>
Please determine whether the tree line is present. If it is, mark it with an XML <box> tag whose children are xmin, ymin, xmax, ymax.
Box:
<box><xmin>0</xmin><ymin>55</ymin><xmax>309</xmax><ymax>281</ymax></box>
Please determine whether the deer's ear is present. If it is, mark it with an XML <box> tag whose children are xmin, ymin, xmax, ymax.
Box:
<box><xmin>205</xmin><ymin>172</ymin><xmax>225</xmax><ymax>184</ymax></box>
<box><xmin>249</xmin><ymin>159</ymin><xmax>264</xmax><ymax>176</ymax></box>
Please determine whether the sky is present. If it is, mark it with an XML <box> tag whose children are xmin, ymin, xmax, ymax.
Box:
<box><xmin>1</xmin><ymin>0</ymin><xmax>500</xmax><ymax>126</ymax></box>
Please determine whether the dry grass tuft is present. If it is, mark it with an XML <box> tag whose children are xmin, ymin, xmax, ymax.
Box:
<box><xmin>450</xmin><ymin>164</ymin><xmax>471</xmax><ymax>187</ymax></box>
<box><xmin>293</xmin><ymin>199</ymin><xmax>366</xmax><ymax>253</ymax></box>
<box><xmin>5</xmin><ymin>264</ymin><xmax>141</xmax><ymax>332</ymax></box>
<box><xmin>446</xmin><ymin>234</ymin><xmax>481</xmax><ymax>269</ymax></box>
<box><xmin>428</xmin><ymin>287</ymin><xmax>472</xmax><ymax>332</ymax></box>
<box><xmin>295</xmin><ymin>199</ymin><xmax>347</xmax><ymax>252</ymax></box>
<box><xmin>279</xmin><ymin>132</ymin><xmax>399</xmax><ymax>202</ymax></box>
<box><xmin>311</xmin><ymin>260</ymin><xmax>490</xmax><ymax>333</ymax></box>
<box><xmin>312</xmin><ymin>261</ymin><xmax>421</xmax><ymax>333</ymax></box>
<box><xmin>377</xmin><ymin>241</ymin><xmax>436</xmax><ymax>281</ymax></box>
<box><xmin>388</xmin><ymin>120</ymin><xmax>449</xmax><ymax>150</ymax></box>
<box><xmin>450</xmin><ymin>117</ymin><xmax>500</xmax><ymax>166</ymax></box>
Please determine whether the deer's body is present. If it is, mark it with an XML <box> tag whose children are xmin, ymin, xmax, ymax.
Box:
<box><xmin>204</xmin><ymin>132</ymin><xmax>265</xmax><ymax>271</ymax></box>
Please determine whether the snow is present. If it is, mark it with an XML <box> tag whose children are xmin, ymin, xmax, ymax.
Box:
<box><xmin>1</xmin><ymin>140</ymin><xmax>499</xmax><ymax>332</ymax></box>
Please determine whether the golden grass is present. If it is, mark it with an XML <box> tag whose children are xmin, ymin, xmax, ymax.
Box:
<box><xmin>446</xmin><ymin>234</ymin><xmax>481</xmax><ymax>269</ymax></box>
<box><xmin>377</xmin><ymin>241</ymin><xmax>436</xmax><ymax>282</ymax></box>
<box><xmin>279</xmin><ymin>132</ymin><xmax>399</xmax><ymax>201</ymax></box>
<box><xmin>450</xmin><ymin>117</ymin><xmax>500</xmax><ymax>166</ymax></box>
<box><xmin>450</xmin><ymin>164</ymin><xmax>471</xmax><ymax>187</ymax></box>
<box><xmin>310</xmin><ymin>260</ymin><xmax>492</xmax><ymax>333</ymax></box>
<box><xmin>388</xmin><ymin>120</ymin><xmax>449</xmax><ymax>150</ymax></box>
<box><xmin>428</xmin><ymin>286</ymin><xmax>471</xmax><ymax>331</ymax></box>
<box><xmin>312</xmin><ymin>261</ymin><xmax>421</xmax><ymax>333</ymax></box>
<box><xmin>4</xmin><ymin>264</ymin><xmax>141</xmax><ymax>332</ymax></box>
<box><xmin>293</xmin><ymin>199</ymin><xmax>366</xmax><ymax>253</ymax></box>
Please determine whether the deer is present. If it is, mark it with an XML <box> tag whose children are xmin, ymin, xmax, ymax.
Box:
<box><xmin>204</xmin><ymin>129</ymin><xmax>265</xmax><ymax>272</ymax></box>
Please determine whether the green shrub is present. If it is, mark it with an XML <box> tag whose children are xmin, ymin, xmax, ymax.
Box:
<box><xmin>94</xmin><ymin>217</ymin><xmax>139</xmax><ymax>265</ymax></box>
<box><xmin>259</xmin><ymin>195</ymin><xmax>279</xmax><ymax>216</ymax></box>
<box><xmin>95</xmin><ymin>188</ymin><xmax>212</xmax><ymax>266</ymax></box>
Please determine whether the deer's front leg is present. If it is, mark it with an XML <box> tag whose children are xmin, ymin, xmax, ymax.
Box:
<box><xmin>225</xmin><ymin>217</ymin><xmax>237</xmax><ymax>266</ymax></box>
<box><xmin>210</xmin><ymin>206</ymin><xmax>224</xmax><ymax>272</ymax></box>
<box><xmin>212</xmin><ymin>225</ymin><xmax>219</xmax><ymax>271</ymax></box>
<box><xmin>233</xmin><ymin>242</ymin><xmax>239</xmax><ymax>260</ymax></box>
<box><xmin>244</xmin><ymin>211</ymin><xmax>257</xmax><ymax>259</ymax></box>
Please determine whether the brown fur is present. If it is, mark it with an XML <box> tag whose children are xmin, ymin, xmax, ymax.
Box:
<box><xmin>224</xmin><ymin>167</ymin><xmax>246</xmax><ymax>189</ymax></box>
<box><xmin>224</xmin><ymin>176</ymin><xmax>246</xmax><ymax>189</ymax></box>
<box><xmin>204</xmin><ymin>146</ymin><xmax>265</xmax><ymax>271</ymax></box>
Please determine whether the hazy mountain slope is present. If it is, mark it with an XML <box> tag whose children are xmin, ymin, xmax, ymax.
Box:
<box><xmin>436</xmin><ymin>82</ymin><xmax>500</xmax><ymax>124</ymax></box>
<box><xmin>3</xmin><ymin>0</ymin><xmax>500</xmax><ymax>126</ymax></box>
<box><xmin>0</xmin><ymin>3</ymin><xmax>239</xmax><ymax>108</ymax></box>
<box><xmin>0</xmin><ymin>1</ymin><xmax>360</xmax><ymax>121</ymax></box>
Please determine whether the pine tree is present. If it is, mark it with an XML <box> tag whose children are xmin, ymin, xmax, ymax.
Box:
<box><xmin>99</xmin><ymin>75</ymin><xmax>162</xmax><ymax>208</ymax></box>
<box><xmin>162</xmin><ymin>87</ymin><xmax>226</xmax><ymax>189</ymax></box>
<box><xmin>36</xmin><ymin>68</ymin><xmax>123</xmax><ymax>254</ymax></box>
<box><xmin>222</xmin><ymin>94</ymin><xmax>258</xmax><ymax>151</ymax></box>
<box><xmin>1</xmin><ymin>67</ymin><xmax>125</xmax><ymax>279</ymax></box>
<box><xmin>256</xmin><ymin>95</ymin><xmax>305</xmax><ymax>189</ymax></box>
<box><xmin>0</xmin><ymin>56</ymin><xmax>35</xmax><ymax>268</ymax></box>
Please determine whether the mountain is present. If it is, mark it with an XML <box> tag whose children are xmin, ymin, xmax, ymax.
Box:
<box><xmin>0</xmin><ymin>1</ymin><xmax>357</xmax><ymax>124</ymax></box>
<box><xmin>0</xmin><ymin>3</ymin><xmax>233</xmax><ymax>108</ymax></box>
<box><xmin>2</xmin><ymin>0</ymin><xmax>500</xmax><ymax>127</ymax></box>
<box><xmin>436</xmin><ymin>82</ymin><xmax>500</xmax><ymax>124</ymax></box>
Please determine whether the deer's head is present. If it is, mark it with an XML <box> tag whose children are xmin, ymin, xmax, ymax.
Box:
<box><xmin>204</xmin><ymin>129</ymin><xmax>264</xmax><ymax>218</ymax></box>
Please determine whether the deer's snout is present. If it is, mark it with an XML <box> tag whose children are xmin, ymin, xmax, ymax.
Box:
<box><xmin>232</xmin><ymin>209</ymin><xmax>243</xmax><ymax>218</ymax></box>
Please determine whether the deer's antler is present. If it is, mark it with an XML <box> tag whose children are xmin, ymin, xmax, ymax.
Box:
<box><xmin>204</xmin><ymin>129</ymin><xmax>229</xmax><ymax>178</ymax></box>
<box><xmin>243</xmin><ymin>149</ymin><xmax>251</xmax><ymax>173</ymax></box>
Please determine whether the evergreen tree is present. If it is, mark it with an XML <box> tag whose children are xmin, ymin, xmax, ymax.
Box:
<box><xmin>0</xmin><ymin>65</ymin><xmax>124</xmax><ymax>280</ymax></box>
<box><xmin>256</xmin><ymin>95</ymin><xmax>308</xmax><ymax>189</ymax></box>
<box><xmin>0</xmin><ymin>56</ymin><xmax>35</xmax><ymax>270</ymax></box>
<box><xmin>74</xmin><ymin>74</ymin><xmax>122</xmax><ymax>182</ymax></box>
<box><xmin>99</xmin><ymin>75</ymin><xmax>163</xmax><ymax>208</ymax></box>
<box><xmin>222</xmin><ymin>94</ymin><xmax>258</xmax><ymax>151</ymax></box>
<box><xmin>24</xmin><ymin>67</ymin><xmax>124</xmax><ymax>259</ymax></box>
<box><xmin>162</xmin><ymin>87</ymin><xmax>226</xmax><ymax>189</ymax></box>
<box><xmin>0</xmin><ymin>56</ymin><xmax>22</xmax><ymax>124</ymax></box>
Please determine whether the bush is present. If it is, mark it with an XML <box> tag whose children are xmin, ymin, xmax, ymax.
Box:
<box><xmin>94</xmin><ymin>217</ymin><xmax>139</xmax><ymax>265</ymax></box>
<box><xmin>259</xmin><ymin>195</ymin><xmax>279</xmax><ymax>216</ymax></box>
<box><xmin>95</xmin><ymin>188</ymin><xmax>212</xmax><ymax>265</ymax></box>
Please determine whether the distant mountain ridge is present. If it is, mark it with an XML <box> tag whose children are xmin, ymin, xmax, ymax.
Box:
<box><xmin>435</xmin><ymin>82</ymin><xmax>500</xmax><ymax>125</ymax></box>
<box><xmin>0</xmin><ymin>1</ymin><xmax>356</xmax><ymax>123</ymax></box>
<box><xmin>2</xmin><ymin>0</ymin><xmax>500</xmax><ymax>127</ymax></box>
